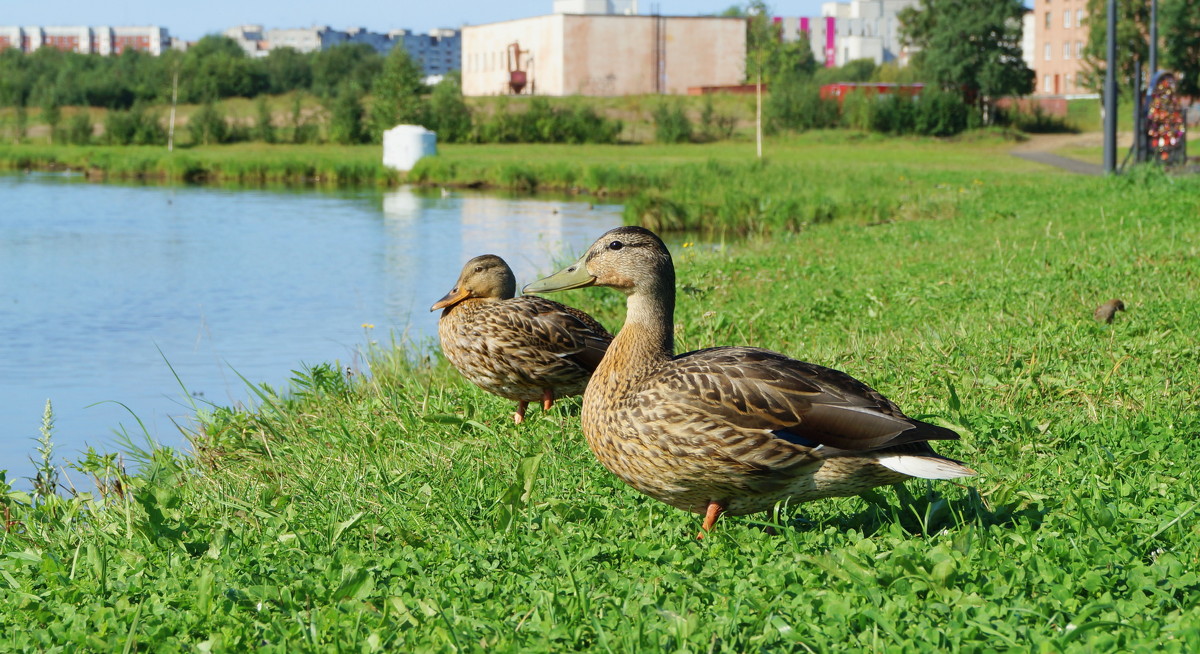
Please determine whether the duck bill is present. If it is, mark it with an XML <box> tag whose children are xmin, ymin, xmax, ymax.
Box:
<box><xmin>523</xmin><ymin>257</ymin><xmax>596</xmax><ymax>294</ymax></box>
<box><xmin>431</xmin><ymin>286</ymin><xmax>470</xmax><ymax>311</ymax></box>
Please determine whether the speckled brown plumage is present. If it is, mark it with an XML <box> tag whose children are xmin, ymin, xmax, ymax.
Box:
<box><xmin>524</xmin><ymin>227</ymin><xmax>974</xmax><ymax>535</ymax></box>
<box><xmin>433</xmin><ymin>255</ymin><xmax>612</xmax><ymax>424</ymax></box>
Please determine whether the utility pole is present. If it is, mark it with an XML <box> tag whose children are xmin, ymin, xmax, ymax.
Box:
<box><xmin>1149</xmin><ymin>0</ymin><xmax>1158</xmax><ymax>75</ymax></box>
<box><xmin>1103</xmin><ymin>0</ymin><xmax>1117</xmax><ymax>174</ymax></box>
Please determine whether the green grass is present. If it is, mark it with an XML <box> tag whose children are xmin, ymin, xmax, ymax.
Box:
<box><xmin>0</xmin><ymin>143</ymin><xmax>398</xmax><ymax>186</ymax></box>
<box><xmin>3</xmin><ymin>144</ymin><xmax>1199</xmax><ymax>649</ymax></box>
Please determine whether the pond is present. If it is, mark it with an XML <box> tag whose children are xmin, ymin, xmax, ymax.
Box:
<box><xmin>0</xmin><ymin>173</ymin><xmax>623</xmax><ymax>486</ymax></box>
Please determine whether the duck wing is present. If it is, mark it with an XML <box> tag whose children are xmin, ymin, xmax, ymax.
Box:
<box><xmin>502</xmin><ymin>296</ymin><xmax>612</xmax><ymax>374</ymax></box>
<box><xmin>633</xmin><ymin>347</ymin><xmax>959</xmax><ymax>476</ymax></box>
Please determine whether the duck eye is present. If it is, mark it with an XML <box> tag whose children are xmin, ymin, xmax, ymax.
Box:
<box><xmin>474</xmin><ymin>266</ymin><xmax>484</xmax><ymax>273</ymax></box>
<box><xmin>608</xmin><ymin>240</ymin><xmax>624</xmax><ymax>251</ymax></box>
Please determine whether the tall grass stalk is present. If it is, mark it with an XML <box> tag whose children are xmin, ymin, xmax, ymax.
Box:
<box><xmin>31</xmin><ymin>399</ymin><xmax>58</xmax><ymax>502</ymax></box>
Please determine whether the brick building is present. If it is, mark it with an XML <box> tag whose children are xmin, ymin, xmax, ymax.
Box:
<box><xmin>1031</xmin><ymin>0</ymin><xmax>1091</xmax><ymax>96</ymax></box>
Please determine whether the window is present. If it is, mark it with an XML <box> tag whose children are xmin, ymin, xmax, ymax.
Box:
<box><xmin>1045</xmin><ymin>12</ymin><xmax>1051</xmax><ymax>29</ymax></box>
<box><xmin>1064</xmin><ymin>10</ymin><xmax>1071</xmax><ymax>29</ymax></box>
<box><xmin>1044</xmin><ymin>43</ymin><xmax>1052</xmax><ymax>60</ymax></box>
<box><xmin>1076</xmin><ymin>41</ymin><xmax>1083</xmax><ymax>58</ymax></box>
<box><xmin>1077</xmin><ymin>9</ymin><xmax>1084</xmax><ymax>27</ymax></box>
<box><xmin>1044</xmin><ymin>75</ymin><xmax>1052</xmax><ymax>93</ymax></box>
<box><xmin>1064</xmin><ymin>42</ymin><xmax>1071</xmax><ymax>59</ymax></box>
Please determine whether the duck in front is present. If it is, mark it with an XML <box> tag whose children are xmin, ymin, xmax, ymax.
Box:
<box><xmin>524</xmin><ymin>227</ymin><xmax>974</xmax><ymax>537</ymax></box>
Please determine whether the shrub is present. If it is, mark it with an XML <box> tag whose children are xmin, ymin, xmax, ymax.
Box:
<box><xmin>698</xmin><ymin>94</ymin><xmax>739</xmax><ymax>141</ymax></box>
<box><xmin>327</xmin><ymin>85</ymin><xmax>368</xmax><ymax>145</ymax></box>
<box><xmin>188</xmin><ymin>102</ymin><xmax>229</xmax><ymax>145</ymax></box>
<box><xmin>62</xmin><ymin>112</ymin><xmax>93</xmax><ymax>145</ymax></box>
<box><xmin>913</xmin><ymin>89</ymin><xmax>971</xmax><ymax>136</ymax></box>
<box><xmin>104</xmin><ymin>104</ymin><xmax>166</xmax><ymax>145</ymax></box>
<box><xmin>1000</xmin><ymin>104</ymin><xmax>1078</xmax><ymax>134</ymax></box>
<box><xmin>765</xmin><ymin>71</ymin><xmax>839</xmax><ymax>133</ymax></box>
<box><xmin>652</xmin><ymin>100</ymin><xmax>693</xmax><ymax>143</ymax></box>
<box><xmin>471</xmin><ymin>97</ymin><xmax>621</xmax><ymax>144</ymax></box>
<box><xmin>426</xmin><ymin>73</ymin><xmax>473</xmax><ymax>143</ymax></box>
<box><xmin>255</xmin><ymin>96</ymin><xmax>276</xmax><ymax>143</ymax></box>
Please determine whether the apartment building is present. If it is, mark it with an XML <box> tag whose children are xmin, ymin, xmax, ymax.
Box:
<box><xmin>774</xmin><ymin>0</ymin><xmax>918</xmax><ymax>68</ymax></box>
<box><xmin>391</xmin><ymin>28</ymin><xmax>461</xmax><ymax>77</ymax></box>
<box><xmin>1031</xmin><ymin>0</ymin><xmax>1090</xmax><ymax>96</ymax></box>
<box><xmin>0</xmin><ymin>25</ymin><xmax>170</xmax><ymax>55</ymax></box>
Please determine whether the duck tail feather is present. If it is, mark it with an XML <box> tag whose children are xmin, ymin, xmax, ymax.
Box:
<box><xmin>876</xmin><ymin>454</ymin><xmax>976</xmax><ymax>480</ymax></box>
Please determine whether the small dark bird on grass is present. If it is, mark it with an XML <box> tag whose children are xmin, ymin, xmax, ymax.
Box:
<box><xmin>1094</xmin><ymin>299</ymin><xmax>1125</xmax><ymax>324</ymax></box>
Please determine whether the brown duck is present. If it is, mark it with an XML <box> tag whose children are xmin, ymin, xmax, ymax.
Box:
<box><xmin>432</xmin><ymin>254</ymin><xmax>612</xmax><ymax>424</ymax></box>
<box><xmin>524</xmin><ymin>227</ymin><xmax>974</xmax><ymax>536</ymax></box>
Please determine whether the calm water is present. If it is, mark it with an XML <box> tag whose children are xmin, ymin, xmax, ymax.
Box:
<box><xmin>0</xmin><ymin>173</ymin><xmax>622</xmax><ymax>485</ymax></box>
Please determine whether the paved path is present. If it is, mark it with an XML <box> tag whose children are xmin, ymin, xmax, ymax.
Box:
<box><xmin>1010</xmin><ymin>150</ymin><xmax>1105</xmax><ymax>175</ymax></box>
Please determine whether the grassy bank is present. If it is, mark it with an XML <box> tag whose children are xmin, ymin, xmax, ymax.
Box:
<box><xmin>0</xmin><ymin>143</ymin><xmax>397</xmax><ymax>185</ymax></box>
<box><xmin>4</xmin><ymin>155</ymin><xmax>1199</xmax><ymax>649</ymax></box>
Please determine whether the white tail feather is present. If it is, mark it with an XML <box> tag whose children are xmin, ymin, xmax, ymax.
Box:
<box><xmin>876</xmin><ymin>455</ymin><xmax>976</xmax><ymax>480</ymax></box>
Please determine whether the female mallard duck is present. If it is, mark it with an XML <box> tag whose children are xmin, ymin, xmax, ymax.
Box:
<box><xmin>524</xmin><ymin>227</ymin><xmax>974</xmax><ymax>536</ymax></box>
<box><xmin>432</xmin><ymin>254</ymin><xmax>613</xmax><ymax>424</ymax></box>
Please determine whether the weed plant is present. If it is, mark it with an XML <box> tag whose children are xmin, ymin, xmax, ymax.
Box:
<box><xmin>2</xmin><ymin>155</ymin><xmax>1199</xmax><ymax>649</ymax></box>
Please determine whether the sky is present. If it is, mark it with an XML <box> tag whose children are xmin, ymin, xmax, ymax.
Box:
<box><xmin>2</xmin><ymin>1</ymin><xmax>833</xmax><ymax>41</ymax></box>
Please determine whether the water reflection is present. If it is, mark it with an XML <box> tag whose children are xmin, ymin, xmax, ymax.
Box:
<box><xmin>0</xmin><ymin>174</ymin><xmax>621</xmax><ymax>485</ymax></box>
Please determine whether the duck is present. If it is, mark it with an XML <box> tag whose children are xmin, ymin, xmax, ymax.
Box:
<box><xmin>432</xmin><ymin>254</ymin><xmax>613</xmax><ymax>424</ymax></box>
<box><xmin>523</xmin><ymin>226</ymin><xmax>974</xmax><ymax>536</ymax></box>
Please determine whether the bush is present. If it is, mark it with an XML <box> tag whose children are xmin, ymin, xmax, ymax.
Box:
<box><xmin>188</xmin><ymin>102</ymin><xmax>229</xmax><ymax>145</ymax></box>
<box><xmin>472</xmin><ymin>97</ymin><xmax>621</xmax><ymax>144</ymax></box>
<box><xmin>426</xmin><ymin>73</ymin><xmax>473</xmax><ymax>143</ymax></box>
<box><xmin>104</xmin><ymin>104</ymin><xmax>166</xmax><ymax>145</ymax></box>
<box><xmin>698</xmin><ymin>94</ymin><xmax>739</xmax><ymax>140</ymax></box>
<box><xmin>1000</xmin><ymin>104</ymin><xmax>1078</xmax><ymax>134</ymax></box>
<box><xmin>62</xmin><ymin>112</ymin><xmax>93</xmax><ymax>145</ymax></box>
<box><xmin>765</xmin><ymin>72</ymin><xmax>839</xmax><ymax>133</ymax></box>
<box><xmin>327</xmin><ymin>86</ymin><xmax>368</xmax><ymax>145</ymax></box>
<box><xmin>652</xmin><ymin>100</ymin><xmax>693</xmax><ymax>144</ymax></box>
<box><xmin>913</xmin><ymin>89</ymin><xmax>971</xmax><ymax>136</ymax></box>
<box><xmin>255</xmin><ymin>96</ymin><xmax>276</xmax><ymax>143</ymax></box>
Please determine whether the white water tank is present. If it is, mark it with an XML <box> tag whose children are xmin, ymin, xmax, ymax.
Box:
<box><xmin>382</xmin><ymin>125</ymin><xmax>437</xmax><ymax>172</ymax></box>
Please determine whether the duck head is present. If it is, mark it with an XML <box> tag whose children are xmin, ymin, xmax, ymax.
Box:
<box><xmin>523</xmin><ymin>226</ymin><xmax>674</xmax><ymax>297</ymax></box>
<box><xmin>431</xmin><ymin>254</ymin><xmax>517</xmax><ymax>311</ymax></box>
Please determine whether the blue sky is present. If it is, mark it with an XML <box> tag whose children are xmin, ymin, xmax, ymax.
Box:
<box><xmin>4</xmin><ymin>1</ymin><xmax>833</xmax><ymax>41</ymax></box>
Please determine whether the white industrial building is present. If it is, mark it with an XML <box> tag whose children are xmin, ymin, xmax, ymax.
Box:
<box><xmin>775</xmin><ymin>0</ymin><xmax>918</xmax><ymax>67</ymax></box>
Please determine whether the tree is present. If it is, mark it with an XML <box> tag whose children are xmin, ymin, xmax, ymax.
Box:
<box><xmin>425</xmin><ymin>72</ymin><xmax>473</xmax><ymax>143</ymax></box>
<box><xmin>368</xmin><ymin>46</ymin><xmax>426</xmax><ymax>137</ymax></box>
<box><xmin>41</xmin><ymin>93</ymin><xmax>61</xmax><ymax>144</ymax></box>
<box><xmin>311</xmin><ymin>44</ymin><xmax>382</xmax><ymax>98</ymax></box>
<box><xmin>179</xmin><ymin>35</ymin><xmax>267</xmax><ymax>102</ymax></box>
<box><xmin>264</xmin><ymin>47</ymin><xmax>313</xmax><ymax>95</ymax></box>
<box><xmin>255</xmin><ymin>96</ymin><xmax>276</xmax><ymax>143</ymax></box>
<box><xmin>327</xmin><ymin>84</ymin><xmax>367</xmax><ymax>144</ymax></box>
<box><xmin>730</xmin><ymin>1</ymin><xmax>816</xmax><ymax>84</ymax></box>
<box><xmin>1080</xmin><ymin>0</ymin><xmax>1149</xmax><ymax>96</ymax></box>
<box><xmin>1161</xmin><ymin>0</ymin><xmax>1200</xmax><ymax>97</ymax></box>
<box><xmin>899</xmin><ymin>0</ymin><xmax>1033</xmax><ymax>121</ymax></box>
